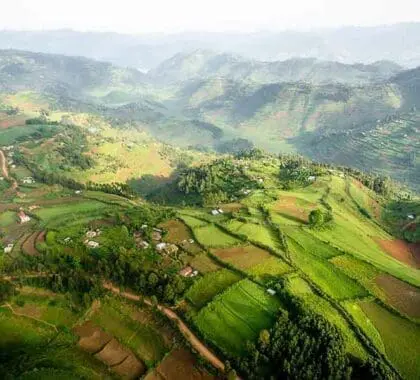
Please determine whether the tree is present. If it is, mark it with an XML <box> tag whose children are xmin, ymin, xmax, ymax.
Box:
<box><xmin>309</xmin><ymin>209</ymin><xmax>325</xmax><ymax>228</ymax></box>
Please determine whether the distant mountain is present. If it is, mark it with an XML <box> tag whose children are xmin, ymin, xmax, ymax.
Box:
<box><xmin>148</xmin><ymin>50</ymin><xmax>402</xmax><ymax>85</ymax></box>
<box><xmin>0</xmin><ymin>49</ymin><xmax>146</xmax><ymax>97</ymax></box>
<box><xmin>1</xmin><ymin>23</ymin><xmax>420</xmax><ymax>69</ymax></box>
<box><xmin>391</xmin><ymin>66</ymin><xmax>420</xmax><ymax>110</ymax></box>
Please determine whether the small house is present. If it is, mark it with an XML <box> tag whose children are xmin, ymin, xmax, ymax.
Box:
<box><xmin>257</xmin><ymin>178</ymin><xmax>264</xmax><ymax>183</ymax></box>
<box><xmin>165</xmin><ymin>244</ymin><xmax>179</xmax><ymax>255</ymax></box>
<box><xmin>153</xmin><ymin>228</ymin><xmax>163</xmax><ymax>233</ymax></box>
<box><xmin>63</xmin><ymin>237</ymin><xmax>72</xmax><ymax>243</ymax></box>
<box><xmin>267</xmin><ymin>288</ymin><xmax>276</xmax><ymax>296</ymax></box>
<box><xmin>308</xmin><ymin>176</ymin><xmax>316</xmax><ymax>181</ymax></box>
<box><xmin>139</xmin><ymin>241</ymin><xmax>150</xmax><ymax>249</ymax></box>
<box><xmin>211</xmin><ymin>209</ymin><xmax>219</xmax><ymax>216</ymax></box>
<box><xmin>87</xmin><ymin>241</ymin><xmax>99</xmax><ymax>248</ymax></box>
<box><xmin>156</xmin><ymin>242</ymin><xmax>167</xmax><ymax>252</ymax></box>
<box><xmin>22</xmin><ymin>177</ymin><xmax>35</xmax><ymax>184</ymax></box>
<box><xmin>28</xmin><ymin>205</ymin><xmax>39</xmax><ymax>211</ymax></box>
<box><xmin>152</xmin><ymin>231</ymin><xmax>162</xmax><ymax>241</ymax></box>
<box><xmin>188</xmin><ymin>239</ymin><xmax>195</xmax><ymax>244</ymax></box>
<box><xmin>141</xmin><ymin>224</ymin><xmax>148</xmax><ymax>229</ymax></box>
<box><xmin>86</xmin><ymin>230</ymin><xmax>97</xmax><ymax>238</ymax></box>
<box><xmin>179</xmin><ymin>266</ymin><xmax>193</xmax><ymax>277</ymax></box>
<box><xmin>4</xmin><ymin>243</ymin><xmax>14</xmax><ymax>254</ymax></box>
<box><xmin>75</xmin><ymin>190</ymin><xmax>82</xmax><ymax>195</ymax></box>
<box><xmin>407</xmin><ymin>214</ymin><xmax>416</xmax><ymax>220</ymax></box>
<box><xmin>217</xmin><ymin>208</ymin><xmax>224</xmax><ymax>214</ymax></box>
<box><xmin>191</xmin><ymin>270</ymin><xmax>199</xmax><ymax>277</ymax></box>
<box><xmin>18</xmin><ymin>210</ymin><xmax>31</xmax><ymax>224</ymax></box>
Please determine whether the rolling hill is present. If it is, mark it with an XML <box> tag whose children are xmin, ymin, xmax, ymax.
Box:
<box><xmin>148</xmin><ymin>50</ymin><xmax>403</xmax><ymax>85</ymax></box>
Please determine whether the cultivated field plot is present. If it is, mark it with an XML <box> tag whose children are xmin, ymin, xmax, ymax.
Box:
<box><xmin>90</xmin><ymin>297</ymin><xmax>170</xmax><ymax>366</ymax></box>
<box><xmin>360</xmin><ymin>301</ymin><xmax>420</xmax><ymax>380</ymax></box>
<box><xmin>247</xmin><ymin>256</ymin><xmax>292</xmax><ymax>281</ymax></box>
<box><xmin>374</xmin><ymin>238</ymin><xmax>420</xmax><ymax>269</ymax></box>
<box><xmin>283</xmin><ymin>226</ymin><xmax>342</xmax><ymax>259</ymax></box>
<box><xmin>224</xmin><ymin>219</ymin><xmax>279</xmax><ymax>249</ymax></box>
<box><xmin>329</xmin><ymin>255</ymin><xmax>384</xmax><ymax>299</ymax></box>
<box><xmin>185</xmin><ymin>269</ymin><xmax>242</xmax><ymax>308</ymax></box>
<box><xmin>190</xmin><ymin>253</ymin><xmax>222</xmax><ymax>273</ymax></box>
<box><xmin>144</xmin><ymin>348</ymin><xmax>215</xmax><ymax>380</ymax></box>
<box><xmin>193</xmin><ymin>224</ymin><xmax>240</xmax><ymax>248</ymax></box>
<box><xmin>288</xmin><ymin>239</ymin><xmax>368</xmax><ymax>300</ymax></box>
<box><xmin>375</xmin><ymin>275</ymin><xmax>420</xmax><ymax>318</ymax></box>
<box><xmin>179</xmin><ymin>214</ymin><xmax>209</xmax><ymax>228</ymax></box>
<box><xmin>159</xmin><ymin>219</ymin><xmax>202</xmax><ymax>254</ymax></box>
<box><xmin>211</xmin><ymin>244</ymin><xmax>272</xmax><ymax>269</ymax></box>
<box><xmin>34</xmin><ymin>200</ymin><xmax>107</xmax><ymax>224</ymax></box>
<box><xmin>315</xmin><ymin>213</ymin><xmax>420</xmax><ymax>287</ymax></box>
<box><xmin>342</xmin><ymin>301</ymin><xmax>385</xmax><ymax>354</ymax></box>
<box><xmin>271</xmin><ymin>195</ymin><xmax>317</xmax><ymax>224</ymax></box>
<box><xmin>286</xmin><ymin>275</ymin><xmax>313</xmax><ymax>295</ymax></box>
<box><xmin>194</xmin><ymin>279</ymin><xmax>282</xmax><ymax>354</ymax></box>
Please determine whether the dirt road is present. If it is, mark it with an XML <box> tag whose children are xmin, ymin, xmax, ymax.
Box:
<box><xmin>0</xmin><ymin>149</ymin><xmax>18</xmax><ymax>189</ymax></box>
<box><xmin>103</xmin><ymin>282</ymin><xmax>226</xmax><ymax>373</ymax></box>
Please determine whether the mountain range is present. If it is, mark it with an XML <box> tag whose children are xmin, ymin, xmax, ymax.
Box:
<box><xmin>1</xmin><ymin>23</ymin><xmax>420</xmax><ymax>70</ymax></box>
<box><xmin>0</xmin><ymin>48</ymin><xmax>419</xmax><ymax>190</ymax></box>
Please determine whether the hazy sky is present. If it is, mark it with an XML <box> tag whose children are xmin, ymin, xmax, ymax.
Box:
<box><xmin>2</xmin><ymin>0</ymin><xmax>420</xmax><ymax>33</ymax></box>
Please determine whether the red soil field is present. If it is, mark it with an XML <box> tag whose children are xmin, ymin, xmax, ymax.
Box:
<box><xmin>374</xmin><ymin>238</ymin><xmax>420</xmax><ymax>269</ymax></box>
<box><xmin>375</xmin><ymin>275</ymin><xmax>420</xmax><ymax>318</ymax></box>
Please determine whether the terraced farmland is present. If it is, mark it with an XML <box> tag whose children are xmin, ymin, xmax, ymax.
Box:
<box><xmin>194</xmin><ymin>279</ymin><xmax>282</xmax><ymax>354</ymax></box>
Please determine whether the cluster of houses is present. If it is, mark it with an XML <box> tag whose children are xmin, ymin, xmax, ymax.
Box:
<box><xmin>83</xmin><ymin>229</ymin><xmax>101</xmax><ymax>249</ymax></box>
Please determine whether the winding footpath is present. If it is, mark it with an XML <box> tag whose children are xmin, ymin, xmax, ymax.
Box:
<box><xmin>0</xmin><ymin>149</ymin><xmax>18</xmax><ymax>190</ymax></box>
<box><xmin>103</xmin><ymin>282</ymin><xmax>226</xmax><ymax>373</ymax></box>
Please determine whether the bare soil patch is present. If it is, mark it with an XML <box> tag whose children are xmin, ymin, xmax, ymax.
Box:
<box><xmin>36</xmin><ymin>230</ymin><xmax>46</xmax><ymax>245</ymax></box>
<box><xmin>272</xmin><ymin>196</ymin><xmax>315</xmax><ymax>224</ymax></box>
<box><xmin>375</xmin><ymin>275</ymin><xmax>420</xmax><ymax>318</ymax></box>
<box><xmin>112</xmin><ymin>353</ymin><xmax>146</xmax><ymax>379</ymax></box>
<box><xmin>95</xmin><ymin>338</ymin><xmax>130</xmax><ymax>366</ymax></box>
<box><xmin>154</xmin><ymin>348</ymin><xmax>216</xmax><ymax>380</ymax></box>
<box><xmin>374</xmin><ymin>238</ymin><xmax>420</xmax><ymax>269</ymax></box>
<box><xmin>73</xmin><ymin>321</ymin><xmax>112</xmax><ymax>353</ymax></box>
<box><xmin>14</xmin><ymin>303</ymin><xmax>42</xmax><ymax>319</ymax></box>
<box><xmin>212</xmin><ymin>244</ymin><xmax>271</xmax><ymax>269</ymax></box>
<box><xmin>22</xmin><ymin>231</ymin><xmax>40</xmax><ymax>256</ymax></box>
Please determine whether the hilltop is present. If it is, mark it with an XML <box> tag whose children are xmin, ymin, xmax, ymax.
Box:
<box><xmin>149</xmin><ymin>49</ymin><xmax>403</xmax><ymax>85</ymax></box>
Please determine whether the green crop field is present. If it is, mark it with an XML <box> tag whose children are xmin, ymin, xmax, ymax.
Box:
<box><xmin>342</xmin><ymin>300</ymin><xmax>386</xmax><ymax>354</ymax></box>
<box><xmin>288</xmin><ymin>239</ymin><xmax>368</xmax><ymax>300</ymax></box>
<box><xmin>329</xmin><ymin>255</ymin><xmax>385</xmax><ymax>300</ymax></box>
<box><xmin>360</xmin><ymin>301</ymin><xmax>420</xmax><ymax>380</ymax></box>
<box><xmin>224</xmin><ymin>219</ymin><xmax>279</xmax><ymax>249</ymax></box>
<box><xmin>282</xmin><ymin>226</ymin><xmax>342</xmax><ymax>259</ymax></box>
<box><xmin>34</xmin><ymin>200</ymin><xmax>108</xmax><ymax>224</ymax></box>
<box><xmin>179</xmin><ymin>214</ymin><xmax>208</xmax><ymax>228</ymax></box>
<box><xmin>286</xmin><ymin>275</ymin><xmax>313</xmax><ymax>295</ymax></box>
<box><xmin>194</xmin><ymin>279</ymin><xmax>282</xmax><ymax>354</ymax></box>
<box><xmin>0</xmin><ymin>211</ymin><xmax>17</xmax><ymax>227</ymax></box>
<box><xmin>185</xmin><ymin>269</ymin><xmax>242</xmax><ymax>308</ymax></box>
<box><xmin>247</xmin><ymin>256</ymin><xmax>292</xmax><ymax>280</ymax></box>
<box><xmin>193</xmin><ymin>224</ymin><xmax>240</xmax><ymax>248</ymax></box>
